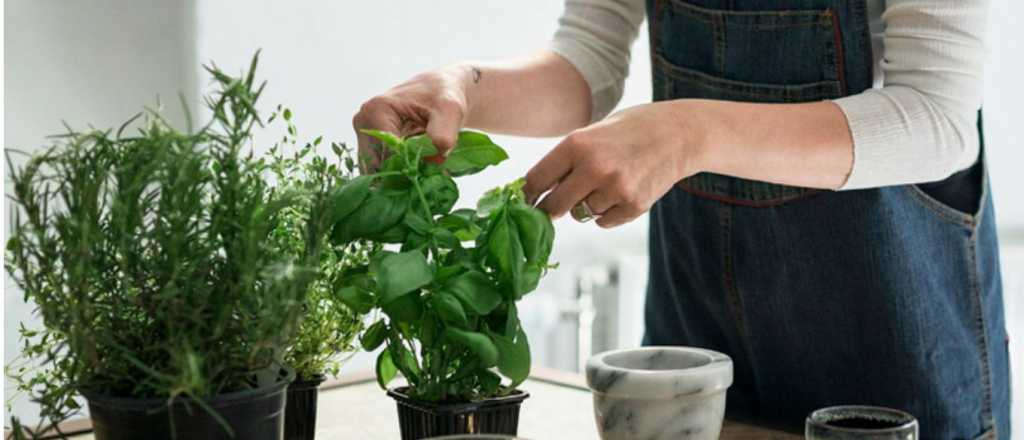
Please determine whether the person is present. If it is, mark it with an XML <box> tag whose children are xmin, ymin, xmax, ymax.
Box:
<box><xmin>352</xmin><ymin>0</ymin><xmax>1009</xmax><ymax>437</ymax></box>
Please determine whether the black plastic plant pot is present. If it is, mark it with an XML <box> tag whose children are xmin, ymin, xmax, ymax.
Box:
<box><xmin>387</xmin><ymin>386</ymin><xmax>529</xmax><ymax>440</ymax></box>
<box><xmin>284</xmin><ymin>374</ymin><xmax>327</xmax><ymax>440</ymax></box>
<box><xmin>84</xmin><ymin>375</ymin><xmax>291</xmax><ymax>440</ymax></box>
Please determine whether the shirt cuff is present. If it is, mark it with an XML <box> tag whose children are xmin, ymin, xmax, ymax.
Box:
<box><xmin>833</xmin><ymin>87</ymin><xmax>978</xmax><ymax>191</ymax></box>
<box><xmin>550</xmin><ymin>39</ymin><xmax>624</xmax><ymax>123</ymax></box>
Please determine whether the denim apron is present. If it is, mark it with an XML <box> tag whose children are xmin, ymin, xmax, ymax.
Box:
<box><xmin>642</xmin><ymin>0</ymin><xmax>1011</xmax><ymax>438</ymax></box>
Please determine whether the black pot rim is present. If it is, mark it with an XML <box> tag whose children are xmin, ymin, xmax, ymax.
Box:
<box><xmin>82</xmin><ymin>368</ymin><xmax>295</xmax><ymax>410</ymax></box>
<box><xmin>387</xmin><ymin>386</ymin><xmax>529</xmax><ymax>414</ymax></box>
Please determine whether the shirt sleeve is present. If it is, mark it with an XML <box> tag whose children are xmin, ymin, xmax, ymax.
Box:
<box><xmin>550</xmin><ymin>0</ymin><xmax>647</xmax><ymax>123</ymax></box>
<box><xmin>834</xmin><ymin>0</ymin><xmax>989</xmax><ymax>190</ymax></box>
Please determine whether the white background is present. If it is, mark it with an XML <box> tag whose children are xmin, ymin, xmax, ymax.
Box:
<box><xmin>5</xmin><ymin>0</ymin><xmax>1024</xmax><ymax>432</ymax></box>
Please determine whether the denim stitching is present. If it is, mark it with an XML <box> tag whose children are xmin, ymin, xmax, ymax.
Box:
<box><xmin>665</xmin><ymin>0</ymin><xmax>833</xmax><ymax>19</ymax></box>
<box><xmin>714</xmin><ymin>13</ymin><xmax>726</xmax><ymax>74</ymax></box>
<box><xmin>903</xmin><ymin>184</ymin><xmax>975</xmax><ymax>228</ymax></box>
<box><xmin>826</xmin><ymin>9</ymin><xmax>849</xmax><ymax>95</ymax></box>
<box><xmin>678</xmin><ymin>181</ymin><xmax>822</xmax><ymax>207</ymax></box>
<box><xmin>967</xmin><ymin>223</ymin><xmax>996</xmax><ymax>433</ymax></box>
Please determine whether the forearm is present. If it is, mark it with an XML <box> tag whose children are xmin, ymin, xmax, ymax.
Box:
<box><xmin>458</xmin><ymin>50</ymin><xmax>592</xmax><ymax>137</ymax></box>
<box><xmin>686</xmin><ymin>99</ymin><xmax>854</xmax><ymax>190</ymax></box>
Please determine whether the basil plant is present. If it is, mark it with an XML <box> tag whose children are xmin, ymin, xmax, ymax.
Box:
<box><xmin>331</xmin><ymin>130</ymin><xmax>555</xmax><ymax>402</ymax></box>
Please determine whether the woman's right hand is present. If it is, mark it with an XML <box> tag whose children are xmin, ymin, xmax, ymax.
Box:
<box><xmin>352</xmin><ymin>64</ymin><xmax>477</xmax><ymax>171</ymax></box>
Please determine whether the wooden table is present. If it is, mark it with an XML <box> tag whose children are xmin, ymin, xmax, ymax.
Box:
<box><xmin>49</xmin><ymin>369</ymin><xmax>800</xmax><ymax>440</ymax></box>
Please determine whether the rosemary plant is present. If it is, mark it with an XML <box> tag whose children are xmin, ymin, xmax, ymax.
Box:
<box><xmin>5</xmin><ymin>52</ymin><xmax>329</xmax><ymax>430</ymax></box>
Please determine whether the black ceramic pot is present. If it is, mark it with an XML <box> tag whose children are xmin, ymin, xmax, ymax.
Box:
<box><xmin>387</xmin><ymin>387</ymin><xmax>529</xmax><ymax>440</ymax></box>
<box><xmin>86</xmin><ymin>372</ymin><xmax>292</xmax><ymax>440</ymax></box>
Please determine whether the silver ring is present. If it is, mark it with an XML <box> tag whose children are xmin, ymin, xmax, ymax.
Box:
<box><xmin>571</xmin><ymin>200</ymin><xmax>595</xmax><ymax>223</ymax></box>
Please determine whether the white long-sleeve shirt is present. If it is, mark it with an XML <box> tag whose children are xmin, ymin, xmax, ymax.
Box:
<box><xmin>550</xmin><ymin>0</ymin><xmax>989</xmax><ymax>190</ymax></box>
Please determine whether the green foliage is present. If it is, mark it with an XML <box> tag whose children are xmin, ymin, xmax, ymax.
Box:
<box><xmin>4</xmin><ymin>52</ymin><xmax>332</xmax><ymax>432</ymax></box>
<box><xmin>331</xmin><ymin>130</ymin><xmax>556</xmax><ymax>403</ymax></box>
<box><xmin>266</xmin><ymin>119</ymin><xmax>370</xmax><ymax>381</ymax></box>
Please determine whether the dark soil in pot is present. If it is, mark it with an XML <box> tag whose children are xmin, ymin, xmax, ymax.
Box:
<box><xmin>387</xmin><ymin>386</ymin><xmax>529</xmax><ymax>440</ymax></box>
<box><xmin>85</xmin><ymin>372</ymin><xmax>292</xmax><ymax>440</ymax></box>
<box><xmin>284</xmin><ymin>374</ymin><xmax>327</xmax><ymax>440</ymax></box>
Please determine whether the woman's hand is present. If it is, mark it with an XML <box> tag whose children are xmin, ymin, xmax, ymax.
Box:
<box><xmin>523</xmin><ymin>101</ymin><xmax>707</xmax><ymax>228</ymax></box>
<box><xmin>352</xmin><ymin>65</ymin><xmax>476</xmax><ymax>171</ymax></box>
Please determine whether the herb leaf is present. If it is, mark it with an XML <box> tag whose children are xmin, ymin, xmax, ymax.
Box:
<box><xmin>443</xmin><ymin>131</ymin><xmax>508</xmax><ymax>176</ymax></box>
<box><xmin>376</xmin><ymin>349</ymin><xmax>398</xmax><ymax>389</ymax></box>
<box><xmin>446</xmin><ymin>328</ymin><xmax>499</xmax><ymax>368</ymax></box>
<box><xmin>445</xmin><ymin>271</ymin><xmax>502</xmax><ymax>315</ymax></box>
<box><xmin>376</xmin><ymin>250</ymin><xmax>432</xmax><ymax>304</ymax></box>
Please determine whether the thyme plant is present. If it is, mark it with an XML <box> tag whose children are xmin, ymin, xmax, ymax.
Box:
<box><xmin>266</xmin><ymin>111</ymin><xmax>369</xmax><ymax>381</ymax></box>
<box><xmin>5</xmin><ymin>53</ymin><xmax>328</xmax><ymax>430</ymax></box>
<box><xmin>334</xmin><ymin>130</ymin><xmax>556</xmax><ymax>403</ymax></box>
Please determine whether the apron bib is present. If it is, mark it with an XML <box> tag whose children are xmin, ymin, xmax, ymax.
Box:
<box><xmin>642</xmin><ymin>1</ymin><xmax>1011</xmax><ymax>438</ymax></box>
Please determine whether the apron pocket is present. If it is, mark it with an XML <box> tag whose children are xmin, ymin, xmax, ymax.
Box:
<box><xmin>654</xmin><ymin>0</ymin><xmax>844</xmax><ymax>91</ymax></box>
<box><xmin>654</xmin><ymin>53</ymin><xmax>842</xmax><ymax>103</ymax></box>
<box><xmin>904</xmin><ymin>158</ymin><xmax>985</xmax><ymax>228</ymax></box>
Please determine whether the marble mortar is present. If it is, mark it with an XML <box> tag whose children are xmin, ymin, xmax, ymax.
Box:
<box><xmin>586</xmin><ymin>347</ymin><xmax>733</xmax><ymax>440</ymax></box>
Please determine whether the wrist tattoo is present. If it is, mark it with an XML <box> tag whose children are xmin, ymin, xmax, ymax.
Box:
<box><xmin>471</xmin><ymin>66</ymin><xmax>482</xmax><ymax>84</ymax></box>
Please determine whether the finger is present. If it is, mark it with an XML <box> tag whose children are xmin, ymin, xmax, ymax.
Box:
<box><xmin>425</xmin><ymin>98</ymin><xmax>464</xmax><ymax>156</ymax></box>
<box><xmin>353</xmin><ymin>106</ymin><xmax>402</xmax><ymax>173</ymax></box>
<box><xmin>523</xmin><ymin>144</ymin><xmax>573</xmax><ymax>205</ymax></box>
<box><xmin>584</xmin><ymin>189</ymin><xmax>617</xmax><ymax>215</ymax></box>
<box><xmin>594</xmin><ymin>204</ymin><xmax>640</xmax><ymax>229</ymax></box>
<box><xmin>537</xmin><ymin>169</ymin><xmax>594</xmax><ymax>220</ymax></box>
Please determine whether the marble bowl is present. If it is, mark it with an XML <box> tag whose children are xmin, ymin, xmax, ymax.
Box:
<box><xmin>586</xmin><ymin>347</ymin><xmax>733</xmax><ymax>440</ymax></box>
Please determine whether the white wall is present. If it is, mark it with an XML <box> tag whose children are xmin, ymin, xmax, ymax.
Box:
<box><xmin>982</xmin><ymin>0</ymin><xmax>1024</xmax><ymax>231</ymax></box>
<box><xmin>3</xmin><ymin>0</ymin><xmax>196</xmax><ymax>424</ymax></box>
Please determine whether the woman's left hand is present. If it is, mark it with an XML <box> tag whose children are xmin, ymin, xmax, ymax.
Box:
<box><xmin>523</xmin><ymin>101</ymin><xmax>706</xmax><ymax>228</ymax></box>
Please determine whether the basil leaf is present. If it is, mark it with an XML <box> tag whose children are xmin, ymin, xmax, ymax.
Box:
<box><xmin>328</xmin><ymin>175</ymin><xmax>373</xmax><ymax>224</ymax></box>
<box><xmin>420</xmin><ymin>174</ymin><xmax>458</xmax><ymax>215</ymax></box>
<box><xmin>443</xmin><ymin>131</ymin><xmax>508</xmax><ymax>176</ymax></box>
<box><xmin>405</xmin><ymin>134</ymin><xmax>439</xmax><ymax>157</ymax></box>
<box><xmin>372</xmin><ymin>222</ymin><xmax>408</xmax><ymax>244</ymax></box>
<box><xmin>433</xmin><ymin>265</ymin><xmax>463</xmax><ymax>284</ymax></box>
<box><xmin>486</xmin><ymin>208</ymin><xmax>526</xmax><ymax>298</ymax></box>
<box><xmin>389</xmin><ymin>340</ymin><xmax>422</xmax><ymax>383</ymax></box>
<box><xmin>400</xmin><ymin>232</ymin><xmax>429</xmax><ymax>253</ymax></box>
<box><xmin>404</xmin><ymin>211</ymin><xmax>433</xmax><ymax>235</ymax></box>
<box><xmin>333</xmin><ymin>190</ymin><xmax>409</xmax><ymax>243</ymax></box>
<box><xmin>430</xmin><ymin>292</ymin><xmax>468</xmax><ymax>327</ymax></box>
<box><xmin>438</xmin><ymin>212</ymin><xmax>481</xmax><ymax>242</ymax></box>
<box><xmin>446</xmin><ymin>328</ymin><xmax>499</xmax><ymax>368</ymax></box>
<box><xmin>376</xmin><ymin>250</ymin><xmax>432</xmax><ymax>304</ymax></box>
<box><xmin>490</xmin><ymin>326</ymin><xmax>530</xmax><ymax>387</ymax></box>
<box><xmin>509</xmin><ymin>202</ymin><xmax>554</xmax><ymax>264</ymax></box>
<box><xmin>369</xmin><ymin>250</ymin><xmax>396</xmax><ymax>276</ymax></box>
<box><xmin>476</xmin><ymin>187</ymin><xmax>504</xmax><ymax>218</ymax></box>
<box><xmin>382</xmin><ymin>293</ymin><xmax>424</xmax><ymax>323</ymax></box>
<box><xmin>376</xmin><ymin>349</ymin><xmax>398</xmax><ymax>390</ymax></box>
<box><xmin>418</xmin><ymin>315</ymin><xmax>439</xmax><ymax>346</ymax></box>
<box><xmin>360</xmin><ymin>129</ymin><xmax>403</xmax><ymax>153</ymax></box>
<box><xmin>517</xmin><ymin>263</ymin><xmax>543</xmax><ymax>297</ymax></box>
<box><xmin>337</xmin><ymin>285</ymin><xmax>374</xmax><ymax>314</ymax></box>
<box><xmin>431</xmin><ymin>227</ymin><xmax>460</xmax><ymax>249</ymax></box>
<box><xmin>445</xmin><ymin>271</ymin><xmax>502</xmax><ymax>315</ymax></box>
<box><xmin>478</xmin><ymin>369</ymin><xmax>502</xmax><ymax>395</ymax></box>
<box><xmin>361</xmin><ymin>319</ymin><xmax>388</xmax><ymax>351</ymax></box>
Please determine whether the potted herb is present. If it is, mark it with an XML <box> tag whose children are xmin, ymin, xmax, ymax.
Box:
<box><xmin>266</xmin><ymin>121</ymin><xmax>372</xmax><ymax>440</ymax></box>
<box><xmin>5</xmin><ymin>53</ymin><xmax>330</xmax><ymax>440</ymax></box>
<box><xmin>331</xmin><ymin>130</ymin><xmax>555</xmax><ymax>440</ymax></box>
